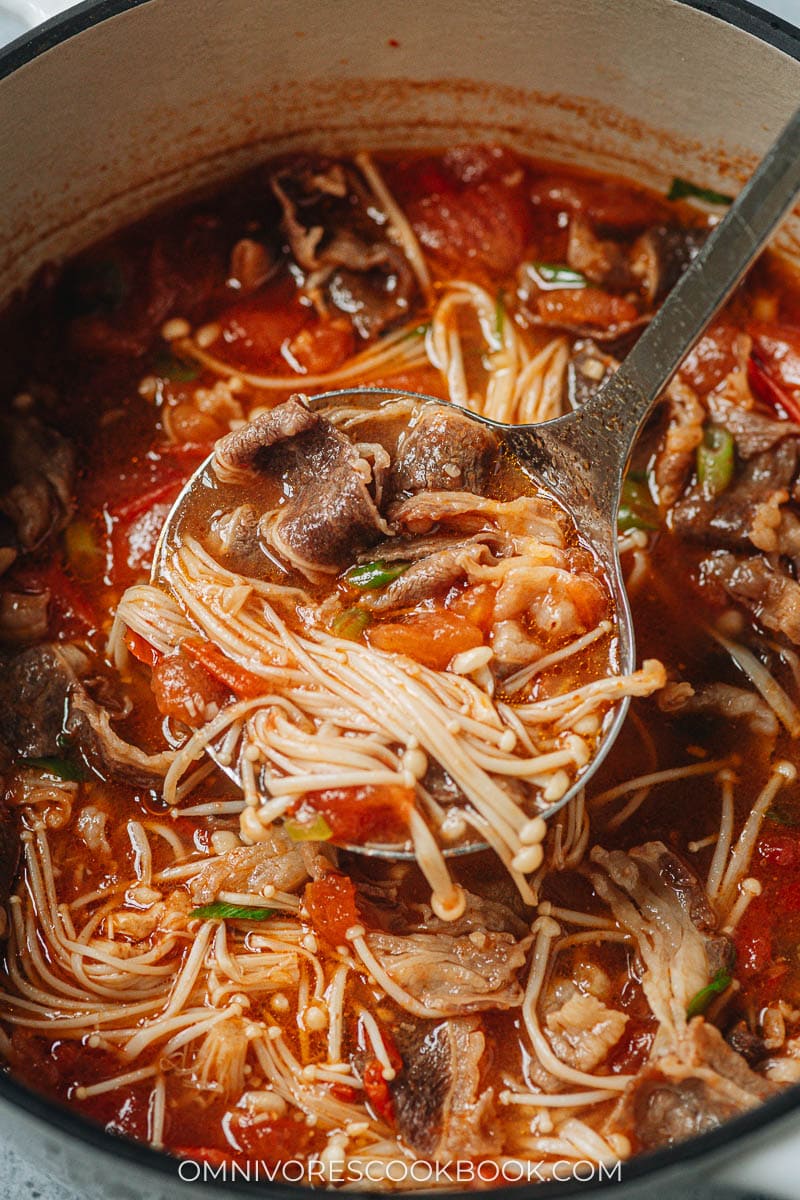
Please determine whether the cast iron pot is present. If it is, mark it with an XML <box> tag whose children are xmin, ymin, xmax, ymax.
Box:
<box><xmin>2</xmin><ymin>0</ymin><xmax>800</xmax><ymax>1196</ymax></box>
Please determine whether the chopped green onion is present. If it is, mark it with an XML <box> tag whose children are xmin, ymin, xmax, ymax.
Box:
<box><xmin>153</xmin><ymin>348</ymin><xmax>201</xmax><ymax>382</ymax></box>
<box><xmin>331</xmin><ymin>607</ymin><xmax>371</xmax><ymax>640</ymax></box>
<box><xmin>344</xmin><ymin>560</ymin><xmax>410</xmax><ymax>590</ymax></box>
<box><xmin>20</xmin><ymin>756</ymin><xmax>86</xmax><ymax>782</ymax></box>
<box><xmin>190</xmin><ymin>902</ymin><xmax>275</xmax><ymax>921</ymax></box>
<box><xmin>64</xmin><ymin>519</ymin><xmax>102</xmax><ymax>579</ymax></box>
<box><xmin>494</xmin><ymin>291</ymin><xmax>506</xmax><ymax>346</ymax></box>
<box><xmin>697</xmin><ymin>424</ymin><xmax>735</xmax><ymax>497</ymax></box>
<box><xmin>284</xmin><ymin>814</ymin><xmax>333</xmax><ymax>842</ymax></box>
<box><xmin>531</xmin><ymin>262</ymin><xmax>589</xmax><ymax>289</ymax></box>
<box><xmin>617</xmin><ymin>477</ymin><xmax>658</xmax><ymax>533</ymax></box>
<box><xmin>686</xmin><ymin>968</ymin><xmax>733</xmax><ymax>1018</ymax></box>
<box><xmin>667</xmin><ymin>178</ymin><xmax>733</xmax><ymax>206</ymax></box>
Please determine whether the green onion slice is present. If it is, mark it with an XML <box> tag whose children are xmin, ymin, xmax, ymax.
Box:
<box><xmin>494</xmin><ymin>291</ymin><xmax>506</xmax><ymax>346</ymax></box>
<box><xmin>530</xmin><ymin>262</ymin><xmax>589</xmax><ymax>290</ymax></box>
<box><xmin>617</xmin><ymin>477</ymin><xmax>658</xmax><ymax>533</ymax></box>
<box><xmin>284</xmin><ymin>814</ymin><xmax>334</xmax><ymax>842</ymax></box>
<box><xmin>331</xmin><ymin>607</ymin><xmax>371</xmax><ymax>641</ymax></box>
<box><xmin>667</xmin><ymin>178</ymin><xmax>733</xmax><ymax>206</ymax></box>
<box><xmin>686</xmin><ymin>969</ymin><xmax>733</xmax><ymax>1018</ymax></box>
<box><xmin>20</xmin><ymin>756</ymin><xmax>86</xmax><ymax>782</ymax></box>
<box><xmin>697</xmin><ymin>424</ymin><xmax>734</xmax><ymax>496</ymax></box>
<box><xmin>344</xmin><ymin>560</ymin><xmax>410</xmax><ymax>591</ymax></box>
<box><xmin>190</xmin><ymin>902</ymin><xmax>275</xmax><ymax>921</ymax></box>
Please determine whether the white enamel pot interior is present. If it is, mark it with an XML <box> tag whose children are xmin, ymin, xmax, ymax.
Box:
<box><xmin>1</xmin><ymin>0</ymin><xmax>800</xmax><ymax>1197</ymax></box>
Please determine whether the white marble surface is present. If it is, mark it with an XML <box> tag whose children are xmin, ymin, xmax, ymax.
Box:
<box><xmin>1</xmin><ymin>0</ymin><xmax>799</xmax><ymax>1197</ymax></box>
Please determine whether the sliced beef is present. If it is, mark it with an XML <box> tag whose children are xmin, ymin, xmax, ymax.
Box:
<box><xmin>670</xmin><ymin>439</ymin><xmax>799</xmax><ymax>551</ymax></box>
<box><xmin>0</xmin><ymin>416</ymin><xmax>75</xmax><ymax>572</ymax></box>
<box><xmin>629</xmin><ymin>224</ymin><xmax>707</xmax><ymax>304</ymax></box>
<box><xmin>209</xmin><ymin>504</ymin><xmax>263</xmax><ymax>572</ymax></box>
<box><xmin>391</xmin><ymin>1017</ymin><xmax>498</xmax><ymax>1158</ymax></box>
<box><xmin>390</xmin><ymin>490</ymin><xmax>564</xmax><ymax>547</ymax></box>
<box><xmin>391</xmin><ymin>406</ymin><xmax>498</xmax><ymax>498</ymax></box>
<box><xmin>0</xmin><ymin>589</ymin><xmax>50</xmax><ymax>644</ymax></box>
<box><xmin>0</xmin><ymin>643</ymin><xmax>173</xmax><ymax>786</ymax></box>
<box><xmin>270</xmin><ymin>158</ymin><xmax>415</xmax><ymax>337</ymax></box>
<box><xmin>364</xmin><ymin>924</ymin><xmax>530</xmax><ymax>1016</ymax></box>
<box><xmin>590</xmin><ymin>842</ymin><xmax>734</xmax><ymax>1040</ymax></box>
<box><xmin>545</xmin><ymin>992</ymin><xmax>629</xmax><ymax>1072</ymax></box>
<box><xmin>365</xmin><ymin>537</ymin><xmax>491</xmax><ymax>613</ymax></box>
<box><xmin>415</xmin><ymin>888</ymin><xmax>531</xmax><ymax>941</ymax></box>
<box><xmin>611</xmin><ymin>1018</ymin><xmax>777</xmax><ymax>1150</ymax></box>
<box><xmin>653</xmin><ymin>378</ymin><xmax>705</xmax><ymax>509</ymax></box>
<box><xmin>213</xmin><ymin>396</ymin><xmax>389</xmax><ymax>575</ymax></box>
<box><xmin>568</xmin><ymin>341</ymin><xmax>618</xmax><ymax>409</ymax></box>
<box><xmin>657</xmin><ymin>680</ymin><xmax>779</xmax><ymax>737</ymax></box>
<box><xmin>189</xmin><ymin>831</ymin><xmax>310</xmax><ymax>905</ymax></box>
<box><xmin>658</xmin><ymin>680</ymin><xmax>779</xmax><ymax>735</ymax></box>
<box><xmin>0</xmin><ymin>643</ymin><xmax>85</xmax><ymax>758</ymax></box>
<box><xmin>566</xmin><ymin>217</ymin><xmax>635</xmax><ymax>292</ymax></box>
<box><xmin>703</xmin><ymin>551</ymin><xmax>800</xmax><ymax>644</ymax></box>
<box><xmin>707</xmin><ymin>395</ymin><xmax>800</xmax><ymax>460</ymax></box>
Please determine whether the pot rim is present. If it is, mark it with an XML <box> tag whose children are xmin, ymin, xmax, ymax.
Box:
<box><xmin>1</xmin><ymin>0</ymin><xmax>800</xmax><ymax>1194</ymax></box>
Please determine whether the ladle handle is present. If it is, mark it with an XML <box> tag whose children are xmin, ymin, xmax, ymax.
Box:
<box><xmin>581</xmin><ymin>103</ymin><xmax>800</xmax><ymax>472</ymax></box>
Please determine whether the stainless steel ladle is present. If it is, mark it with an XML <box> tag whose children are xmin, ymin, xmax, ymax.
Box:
<box><xmin>156</xmin><ymin>106</ymin><xmax>800</xmax><ymax>858</ymax></box>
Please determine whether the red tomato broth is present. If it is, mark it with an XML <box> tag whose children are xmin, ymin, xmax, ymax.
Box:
<box><xmin>1</xmin><ymin>143</ymin><xmax>800</xmax><ymax>1175</ymax></box>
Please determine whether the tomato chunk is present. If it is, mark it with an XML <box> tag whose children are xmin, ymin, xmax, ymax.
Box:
<box><xmin>217</xmin><ymin>278</ymin><xmax>309</xmax><ymax>371</ymax></box>
<box><xmin>534</xmin><ymin>287</ymin><xmax>639</xmax><ymax>330</ymax></box>
<box><xmin>529</xmin><ymin>173</ymin><xmax>668</xmax><ymax>230</ymax></box>
<box><xmin>125</xmin><ymin>630</ymin><xmax>161</xmax><ymax>668</ymax></box>
<box><xmin>367</xmin><ymin>610</ymin><xmax>484</xmax><ymax>670</ymax></box>
<box><xmin>394</xmin><ymin>146</ymin><xmax>532</xmax><ymax>279</ymax></box>
<box><xmin>747</xmin><ymin>351</ymin><xmax>800</xmax><ymax>422</ymax></box>
<box><xmin>151</xmin><ymin>649</ymin><xmax>229</xmax><ymax>725</ymax></box>
<box><xmin>304</xmin><ymin>874</ymin><xmax>362</xmax><ymax>945</ymax></box>
<box><xmin>446</xmin><ymin>583</ymin><xmax>496</xmax><ymax>631</ymax></box>
<box><xmin>182</xmin><ymin>638</ymin><xmax>265</xmax><ymax>698</ymax></box>
<box><xmin>293</xmin><ymin>784</ymin><xmax>414</xmax><ymax>845</ymax></box>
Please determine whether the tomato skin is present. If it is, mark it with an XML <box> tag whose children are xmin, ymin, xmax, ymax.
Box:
<box><xmin>288</xmin><ymin>321</ymin><xmax>355</xmax><ymax>373</ymax></box>
<box><xmin>534</xmin><ymin>287</ymin><xmax>639</xmax><ymax>330</ymax></box>
<box><xmin>679</xmin><ymin>320</ymin><xmax>739</xmax><ymax>394</ymax></box>
<box><xmin>125</xmin><ymin>629</ymin><xmax>160</xmax><ymax>668</ymax></box>
<box><xmin>363</xmin><ymin>1058</ymin><xmax>395</xmax><ymax>1123</ymax></box>
<box><xmin>367</xmin><ymin>610</ymin><xmax>484</xmax><ymax>670</ymax></box>
<box><xmin>182</xmin><ymin>638</ymin><xmax>265</xmax><ymax>699</ymax></box>
<box><xmin>747</xmin><ymin>352</ymin><xmax>800</xmax><ymax>422</ymax></box>
<box><xmin>217</xmin><ymin>279</ymin><xmax>308</xmax><ymax>371</ymax></box>
<box><xmin>151</xmin><ymin>649</ymin><xmax>229</xmax><ymax>725</ymax></box>
<box><xmin>394</xmin><ymin>146</ymin><xmax>532</xmax><ymax>280</ymax></box>
<box><xmin>231</xmin><ymin>1114</ymin><xmax>311</xmax><ymax>1166</ymax></box>
<box><xmin>294</xmin><ymin>784</ymin><xmax>414</xmax><ymax>845</ymax></box>
<box><xmin>103</xmin><ymin>452</ymin><xmax>199</xmax><ymax>586</ymax></box>
<box><xmin>529</xmin><ymin>173</ymin><xmax>668</xmax><ymax>230</ymax></box>
<box><xmin>446</xmin><ymin>583</ymin><xmax>496</xmax><ymax>632</ymax></box>
<box><xmin>304</xmin><ymin>874</ymin><xmax>362</xmax><ymax>945</ymax></box>
<box><xmin>11</xmin><ymin>561</ymin><xmax>96</xmax><ymax>637</ymax></box>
